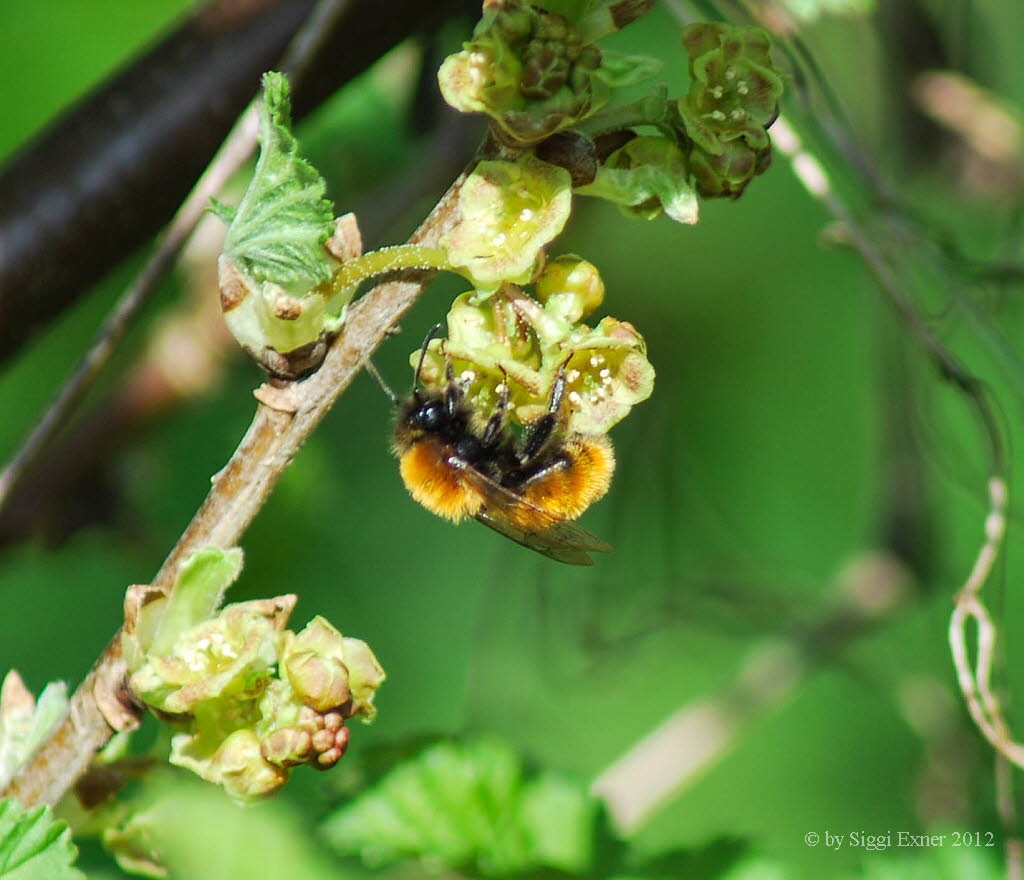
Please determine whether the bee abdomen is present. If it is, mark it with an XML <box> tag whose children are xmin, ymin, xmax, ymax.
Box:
<box><xmin>518</xmin><ymin>434</ymin><xmax>615</xmax><ymax>521</ymax></box>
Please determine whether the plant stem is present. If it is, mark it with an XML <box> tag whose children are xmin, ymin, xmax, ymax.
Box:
<box><xmin>0</xmin><ymin>168</ymin><xmax>469</xmax><ymax>811</ymax></box>
<box><xmin>327</xmin><ymin>244</ymin><xmax>458</xmax><ymax>296</ymax></box>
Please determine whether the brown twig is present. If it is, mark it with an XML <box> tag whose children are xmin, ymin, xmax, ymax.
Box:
<box><xmin>0</xmin><ymin>217</ymin><xmax>233</xmax><ymax>550</ymax></box>
<box><xmin>0</xmin><ymin>164</ymin><xmax>467</xmax><ymax>810</ymax></box>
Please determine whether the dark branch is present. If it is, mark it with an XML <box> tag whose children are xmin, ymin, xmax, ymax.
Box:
<box><xmin>0</xmin><ymin>0</ymin><xmax>475</xmax><ymax>366</ymax></box>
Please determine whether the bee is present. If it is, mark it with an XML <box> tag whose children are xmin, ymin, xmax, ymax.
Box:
<box><xmin>369</xmin><ymin>328</ymin><xmax>614</xmax><ymax>565</ymax></box>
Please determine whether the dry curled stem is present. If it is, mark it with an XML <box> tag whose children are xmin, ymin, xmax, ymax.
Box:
<box><xmin>948</xmin><ymin>477</ymin><xmax>1024</xmax><ymax>766</ymax></box>
<box><xmin>0</xmin><ymin>172</ymin><xmax>466</xmax><ymax>809</ymax></box>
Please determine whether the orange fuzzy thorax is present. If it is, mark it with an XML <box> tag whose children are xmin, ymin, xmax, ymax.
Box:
<box><xmin>399</xmin><ymin>439</ymin><xmax>484</xmax><ymax>522</ymax></box>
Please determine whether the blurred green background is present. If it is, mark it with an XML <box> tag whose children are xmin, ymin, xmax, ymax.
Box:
<box><xmin>2</xmin><ymin>1</ymin><xmax>1023</xmax><ymax>877</ymax></box>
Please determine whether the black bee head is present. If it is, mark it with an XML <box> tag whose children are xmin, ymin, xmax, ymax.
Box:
<box><xmin>398</xmin><ymin>390</ymin><xmax>448</xmax><ymax>435</ymax></box>
<box><xmin>414</xmin><ymin>397</ymin><xmax>445</xmax><ymax>431</ymax></box>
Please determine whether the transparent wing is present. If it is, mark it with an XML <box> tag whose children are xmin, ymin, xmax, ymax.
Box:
<box><xmin>474</xmin><ymin>507</ymin><xmax>611</xmax><ymax>565</ymax></box>
<box><xmin>448</xmin><ymin>459</ymin><xmax>612</xmax><ymax>566</ymax></box>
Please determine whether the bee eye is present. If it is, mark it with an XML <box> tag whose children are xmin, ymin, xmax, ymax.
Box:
<box><xmin>419</xmin><ymin>401</ymin><xmax>443</xmax><ymax>429</ymax></box>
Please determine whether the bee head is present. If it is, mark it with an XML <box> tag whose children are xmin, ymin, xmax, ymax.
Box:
<box><xmin>410</xmin><ymin>392</ymin><xmax>444</xmax><ymax>428</ymax></box>
<box><xmin>395</xmin><ymin>387</ymin><xmax>445</xmax><ymax>434</ymax></box>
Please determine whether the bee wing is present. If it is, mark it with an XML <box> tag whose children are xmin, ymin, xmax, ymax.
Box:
<box><xmin>474</xmin><ymin>507</ymin><xmax>611</xmax><ymax>566</ymax></box>
<box><xmin>448</xmin><ymin>459</ymin><xmax>612</xmax><ymax>566</ymax></box>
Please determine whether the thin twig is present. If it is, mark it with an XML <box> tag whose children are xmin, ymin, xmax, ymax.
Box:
<box><xmin>997</xmin><ymin>756</ymin><xmax>1024</xmax><ymax>880</ymax></box>
<box><xmin>0</xmin><ymin>170</ymin><xmax>467</xmax><ymax>809</ymax></box>
<box><xmin>947</xmin><ymin>479</ymin><xmax>1024</xmax><ymax>762</ymax></box>
<box><xmin>0</xmin><ymin>0</ymin><xmax>353</xmax><ymax>513</ymax></box>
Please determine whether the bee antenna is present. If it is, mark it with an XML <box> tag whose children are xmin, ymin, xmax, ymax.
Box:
<box><xmin>364</xmin><ymin>359</ymin><xmax>398</xmax><ymax>404</ymax></box>
<box><xmin>413</xmin><ymin>323</ymin><xmax>445</xmax><ymax>390</ymax></box>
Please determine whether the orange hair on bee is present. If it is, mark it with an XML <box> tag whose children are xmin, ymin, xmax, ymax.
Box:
<box><xmin>398</xmin><ymin>438</ymin><xmax>485</xmax><ymax>522</ymax></box>
<box><xmin>517</xmin><ymin>433</ymin><xmax>614</xmax><ymax>523</ymax></box>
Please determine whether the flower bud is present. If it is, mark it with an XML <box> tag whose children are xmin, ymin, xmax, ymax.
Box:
<box><xmin>279</xmin><ymin>617</ymin><xmax>352</xmax><ymax>711</ymax></box>
<box><xmin>288</xmin><ymin>654</ymin><xmax>352</xmax><ymax>713</ymax></box>
<box><xmin>575</xmin><ymin>136</ymin><xmax>698</xmax><ymax>224</ymax></box>
<box><xmin>213</xmin><ymin>729</ymin><xmax>288</xmax><ymax>800</ymax></box>
<box><xmin>534</xmin><ymin>255</ymin><xmax>605</xmax><ymax>321</ymax></box>
<box><xmin>123</xmin><ymin>547</ymin><xmax>384</xmax><ymax>802</ymax></box>
<box><xmin>260</xmin><ymin>726</ymin><xmax>314</xmax><ymax>768</ymax></box>
<box><xmin>315</xmin><ymin>725</ymin><xmax>351</xmax><ymax>770</ymax></box>
<box><xmin>437</xmin><ymin>0</ymin><xmax>611</xmax><ymax>147</ymax></box>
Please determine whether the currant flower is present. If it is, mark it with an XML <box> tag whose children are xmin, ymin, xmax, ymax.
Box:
<box><xmin>677</xmin><ymin>22</ymin><xmax>783</xmax><ymax>198</ymax></box>
<box><xmin>441</xmin><ymin>154</ymin><xmax>572</xmax><ymax>293</ymax></box>
<box><xmin>411</xmin><ymin>259</ymin><xmax>653</xmax><ymax>435</ymax></box>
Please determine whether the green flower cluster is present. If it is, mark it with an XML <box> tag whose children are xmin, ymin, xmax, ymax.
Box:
<box><xmin>678</xmin><ymin>22</ymin><xmax>783</xmax><ymax>198</ymax></box>
<box><xmin>413</xmin><ymin>256</ymin><xmax>654</xmax><ymax>435</ymax></box>
<box><xmin>123</xmin><ymin>549</ymin><xmax>384</xmax><ymax>801</ymax></box>
<box><xmin>439</xmin><ymin>0</ymin><xmax>607</xmax><ymax>147</ymax></box>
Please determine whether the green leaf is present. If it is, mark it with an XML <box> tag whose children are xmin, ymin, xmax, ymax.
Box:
<box><xmin>220</xmin><ymin>71</ymin><xmax>335</xmax><ymax>293</ymax></box>
<box><xmin>0</xmin><ymin>799</ymin><xmax>84</xmax><ymax>880</ymax></box>
<box><xmin>519</xmin><ymin>772</ymin><xmax>598</xmax><ymax>874</ymax></box>
<box><xmin>0</xmin><ymin>673</ymin><xmax>68</xmax><ymax>791</ymax></box>
<box><xmin>149</xmin><ymin>547</ymin><xmax>244</xmax><ymax>658</ymax></box>
<box><xmin>576</xmin><ymin>135</ymin><xmax>699</xmax><ymax>224</ymax></box>
<box><xmin>629</xmin><ymin>838</ymin><xmax>750</xmax><ymax>879</ymax></box>
<box><xmin>102</xmin><ymin>773</ymin><xmax>345</xmax><ymax>880</ymax></box>
<box><xmin>591</xmin><ymin>51</ymin><xmax>662</xmax><ymax>88</ymax></box>
<box><xmin>321</xmin><ymin>738</ymin><xmax>604</xmax><ymax>877</ymax></box>
<box><xmin>207</xmin><ymin>197</ymin><xmax>236</xmax><ymax>225</ymax></box>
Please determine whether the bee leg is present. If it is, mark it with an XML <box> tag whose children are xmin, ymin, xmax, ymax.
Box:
<box><xmin>481</xmin><ymin>369</ymin><xmax>511</xmax><ymax>448</ymax></box>
<box><xmin>520</xmin><ymin>370</ymin><xmax>567</xmax><ymax>463</ymax></box>
<box><xmin>443</xmin><ymin>352</ymin><xmax>461</xmax><ymax>418</ymax></box>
